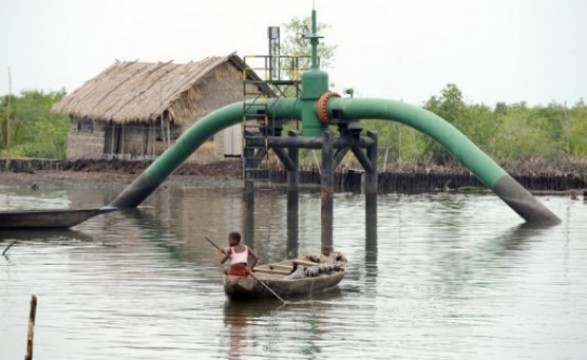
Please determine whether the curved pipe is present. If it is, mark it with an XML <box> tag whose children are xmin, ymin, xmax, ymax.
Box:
<box><xmin>110</xmin><ymin>99</ymin><xmax>301</xmax><ymax>208</ymax></box>
<box><xmin>327</xmin><ymin>98</ymin><xmax>560</xmax><ymax>224</ymax></box>
<box><xmin>110</xmin><ymin>96</ymin><xmax>559</xmax><ymax>224</ymax></box>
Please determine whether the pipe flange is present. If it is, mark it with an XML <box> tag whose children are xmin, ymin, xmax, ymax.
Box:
<box><xmin>317</xmin><ymin>91</ymin><xmax>340</xmax><ymax>125</ymax></box>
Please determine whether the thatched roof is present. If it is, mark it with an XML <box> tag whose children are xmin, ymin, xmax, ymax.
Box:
<box><xmin>53</xmin><ymin>53</ymin><xmax>265</xmax><ymax>124</ymax></box>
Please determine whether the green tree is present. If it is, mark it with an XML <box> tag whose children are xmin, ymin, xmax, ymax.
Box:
<box><xmin>279</xmin><ymin>15</ymin><xmax>337</xmax><ymax>133</ymax></box>
<box><xmin>281</xmin><ymin>16</ymin><xmax>337</xmax><ymax>70</ymax></box>
<box><xmin>459</xmin><ymin>104</ymin><xmax>498</xmax><ymax>157</ymax></box>
<box><xmin>493</xmin><ymin>104</ymin><xmax>559</xmax><ymax>160</ymax></box>
<box><xmin>361</xmin><ymin>120</ymin><xmax>427</xmax><ymax>165</ymax></box>
<box><xmin>0</xmin><ymin>90</ymin><xmax>68</xmax><ymax>158</ymax></box>
<box><xmin>0</xmin><ymin>94</ymin><xmax>16</xmax><ymax>150</ymax></box>
<box><xmin>566</xmin><ymin>102</ymin><xmax>587</xmax><ymax>156</ymax></box>
<box><xmin>423</xmin><ymin>83</ymin><xmax>466</xmax><ymax>164</ymax></box>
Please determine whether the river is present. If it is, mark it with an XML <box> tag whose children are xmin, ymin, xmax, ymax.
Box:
<box><xmin>1</xmin><ymin>185</ymin><xmax>586</xmax><ymax>359</ymax></box>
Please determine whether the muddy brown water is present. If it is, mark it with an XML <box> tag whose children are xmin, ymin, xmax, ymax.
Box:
<box><xmin>1</xmin><ymin>186</ymin><xmax>587</xmax><ymax>359</ymax></box>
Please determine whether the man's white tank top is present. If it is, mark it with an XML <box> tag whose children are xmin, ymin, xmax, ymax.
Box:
<box><xmin>230</xmin><ymin>246</ymin><xmax>249</xmax><ymax>265</ymax></box>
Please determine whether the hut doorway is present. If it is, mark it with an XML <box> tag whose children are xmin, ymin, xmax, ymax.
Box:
<box><xmin>223</xmin><ymin>123</ymin><xmax>242</xmax><ymax>157</ymax></box>
<box><xmin>104</xmin><ymin>122</ymin><xmax>124</xmax><ymax>157</ymax></box>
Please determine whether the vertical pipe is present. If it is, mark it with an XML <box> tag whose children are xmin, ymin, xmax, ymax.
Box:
<box><xmin>310</xmin><ymin>9</ymin><xmax>319</xmax><ymax>70</ymax></box>
<box><xmin>364</xmin><ymin>131</ymin><xmax>378</xmax><ymax>196</ymax></box>
<box><xmin>321</xmin><ymin>131</ymin><xmax>334</xmax><ymax>246</ymax></box>
<box><xmin>286</xmin><ymin>190</ymin><xmax>299</xmax><ymax>259</ymax></box>
<box><xmin>365</xmin><ymin>132</ymin><xmax>378</xmax><ymax>277</ymax></box>
<box><xmin>287</xmin><ymin>134</ymin><xmax>299</xmax><ymax>192</ymax></box>
<box><xmin>242</xmin><ymin>181</ymin><xmax>255</xmax><ymax>247</ymax></box>
<box><xmin>287</xmin><ymin>139</ymin><xmax>299</xmax><ymax>258</ymax></box>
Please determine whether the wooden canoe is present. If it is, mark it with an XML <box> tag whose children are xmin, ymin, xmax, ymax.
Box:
<box><xmin>0</xmin><ymin>206</ymin><xmax>117</xmax><ymax>229</ymax></box>
<box><xmin>223</xmin><ymin>258</ymin><xmax>346</xmax><ymax>301</ymax></box>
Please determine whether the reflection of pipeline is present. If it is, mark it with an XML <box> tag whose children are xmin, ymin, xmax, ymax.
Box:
<box><xmin>110</xmin><ymin>98</ymin><xmax>559</xmax><ymax>224</ymax></box>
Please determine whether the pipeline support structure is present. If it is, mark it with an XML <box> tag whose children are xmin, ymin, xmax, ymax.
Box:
<box><xmin>110</xmin><ymin>8</ymin><xmax>559</xmax><ymax>226</ymax></box>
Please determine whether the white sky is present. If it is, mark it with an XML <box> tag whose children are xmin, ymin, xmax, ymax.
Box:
<box><xmin>0</xmin><ymin>0</ymin><xmax>585</xmax><ymax>107</ymax></box>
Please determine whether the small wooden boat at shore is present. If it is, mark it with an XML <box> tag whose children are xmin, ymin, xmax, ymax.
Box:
<box><xmin>0</xmin><ymin>206</ymin><xmax>117</xmax><ymax>229</ymax></box>
<box><xmin>223</xmin><ymin>258</ymin><xmax>346</xmax><ymax>301</ymax></box>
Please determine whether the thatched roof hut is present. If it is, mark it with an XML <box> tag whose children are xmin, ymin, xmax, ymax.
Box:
<box><xmin>53</xmin><ymin>53</ymin><xmax>267</xmax><ymax>162</ymax></box>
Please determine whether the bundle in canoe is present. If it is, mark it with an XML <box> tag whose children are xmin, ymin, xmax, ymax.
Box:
<box><xmin>223</xmin><ymin>258</ymin><xmax>347</xmax><ymax>301</ymax></box>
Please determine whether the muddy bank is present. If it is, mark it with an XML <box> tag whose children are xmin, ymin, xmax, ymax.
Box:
<box><xmin>1</xmin><ymin>157</ymin><xmax>586</xmax><ymax>192</ymax></box>
<box><xmin>0</xmin><ymin>158</ymin><xmax>243</xmax><ymax>190</ymax></box>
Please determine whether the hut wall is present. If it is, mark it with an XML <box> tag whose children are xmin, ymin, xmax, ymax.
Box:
<box><xmin>120</xmin><ymin>122</ymin><xmax>154</xmax><ymax>160</ymax></box>
<box><xmin>66</xmin><ymin>117</ymin><xmax>106</xmax><ymax>159</ymax></box>
<box><xmin>73</xmin><ymin>119</ymin><xmax>170</xmax><ymax>161</ymax></box>
<box><xmin>171</xmin><ymin>62</ymin><xmax>246</xmax><ymax>164</ymax></box>
<box><xmin>65</xmin><ymin>59</ymin><xmax>263</xmax><ymax>163</ymax></box>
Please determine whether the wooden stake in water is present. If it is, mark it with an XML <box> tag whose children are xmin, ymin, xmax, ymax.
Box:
<box><xmin>2</xmin><ymin>239</ymin><xmax>17</xmax><ymax>256</ymax></box>
<box><xmin>25</xmin><ymin>294</ymin><xmax>37</xmax><ymax>360</ymax></box>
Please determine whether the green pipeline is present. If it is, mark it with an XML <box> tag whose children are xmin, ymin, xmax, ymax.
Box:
<box><xmin>327</xmin><ymin>97</ymin><xmax>507</xmax><ymax>188</ymax></box>
<box><xmin>141</xmin><ymin>97</ymin><xmax>507</xmax><ymax>188</ymax></box>
<box><xmin>109</xmin><ymin>99</ymin><xmax>301</xmax><ymax>207</ymax></box>
<box><xmin>145</xmin><ymin>100</ymin><xmax>300</xmax><ymax>182</ymax></box>
<box><xmin>110</xmin><ymin>96</ymin><xmax>559</xmax><ymax>223</ymax></box>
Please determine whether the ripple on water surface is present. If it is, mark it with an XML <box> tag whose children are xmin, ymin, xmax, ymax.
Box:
<box><xmin>2</xmin><ymin>189</ymin><xmax>587</xmax><ymax>359</ymax></box>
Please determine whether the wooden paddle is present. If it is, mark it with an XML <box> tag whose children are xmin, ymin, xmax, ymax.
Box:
<box><xmin>205</xmin><ymin>236</ymin><xmax>286</xmax><ymax>305</ymax></box>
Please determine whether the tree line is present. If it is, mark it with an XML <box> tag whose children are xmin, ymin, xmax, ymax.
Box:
<box><xmin>1</xmin><ymin>85</ymin><xmax>586</xmax><ymax>166</ymax></box>
<box><xmin>0</xmin><ymin>90</ymin><xmax>68</xmax><ymax>159</ymax></box>
<box><xmin>361</xmin><ymin>83</ymin><xmax>587</xmax><ymax>167</ymax></box>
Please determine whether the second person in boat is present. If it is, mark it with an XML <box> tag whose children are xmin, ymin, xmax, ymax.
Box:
<box><xmin>306</xmin><ymin>243</ymin><xmax>347</xmax><ymax>264</ymax></box>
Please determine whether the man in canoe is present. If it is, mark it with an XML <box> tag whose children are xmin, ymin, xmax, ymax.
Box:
<box><xmin>306</xmin><ymin>243</ymin><xmax>347</xmax><ymax>264</ymax></box>
<box><xmin>286</xmin><ymin>244</ymin><xmax>346</xmax><ymax>279</ymax></box>
<box><xmin>220</xmin><ymin>231</ymin><xmax>259</xmax><ymax>277</ymax></box>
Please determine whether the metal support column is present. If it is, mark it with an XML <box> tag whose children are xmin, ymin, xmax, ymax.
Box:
<box><xmin>365</xmin><ymin>130</ymin><xmax>378</xmax><ymax>276</ymax></box>
<box><xmin>321</xmin><ymin>131</ymin><xmax>334</xmax><ymax>246</ymax></box>
<box><xmin>364</xmin><ymin>131</ymin><xmax>378</xmax><ymax>196</ymax></box>
<box><xmin>286</xmin><ymin>189</ymin><xmax>299</xmax><ymax>259</ymax></box>
<box><xmin>286</xmin><ymin>132</ymin><xmax>300</xmax><ymax>258</ymax></box>
<box><xmin>243</xmin><ymin>179</ymin><xmax>255</xmax><ymax>245</ymax></box>
<box><xmin>287</xmin><ymin>132</ymin><xmax>300</xmax><ymax>193</ymax></box>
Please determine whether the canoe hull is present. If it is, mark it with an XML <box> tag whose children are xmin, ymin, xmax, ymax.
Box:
<box><xmin>0</xmin><ymin>207</ymin><xmax>117</xmax><ymax>229</ymax></box>
<box><xmin>223</xmin><ymin>260</ymin><xmax>346</xmax><ymax>301</ymax></box>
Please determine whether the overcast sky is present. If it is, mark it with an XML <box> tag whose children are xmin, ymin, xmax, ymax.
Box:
<box><xmin>1</xmin><ymin>0</ymin><xmax>585</xmax><ymax>107</ymax></box>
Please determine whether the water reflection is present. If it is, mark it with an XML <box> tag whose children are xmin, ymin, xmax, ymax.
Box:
<box><xmin>2</xmin><ymin>187</ymin><xmax>587</xmax><ymax>360</ymax></box>
<box><xmin>222</xmin><ymin>288</ymin><xmax>346</xmax><ymax>360</ymax></box>
<box><xmin>0</xmin><ymin>229</ymin><xmax>93</xmax><ymax>242</ymax></box>
<box><xmin>223</xmin><ymin>300</ymin><xmax>277</xmax><ymax>360</ymax></box>
<box><xmin>496</xmin><ymin>222</ymin><xmax>553</xmax><ymax>252</ymax></box>
<box><xmin>1</xmin><ymin>229</ymin><xmax>94</xmax><ymax>260</ymax></box>
<box><xmin>365</xmin><ymin>193</ymin><xmax>377</xmax><ymax>280</ymax></box>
